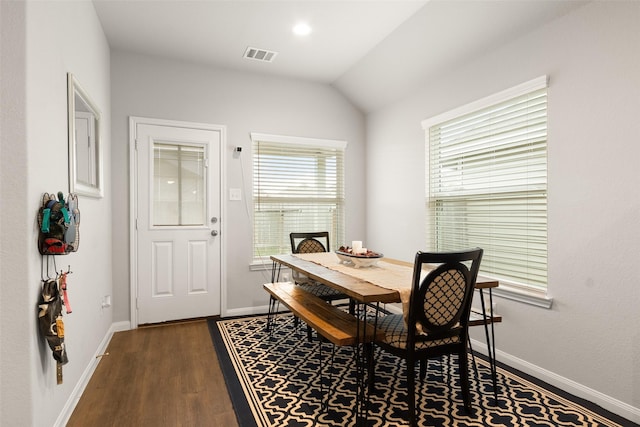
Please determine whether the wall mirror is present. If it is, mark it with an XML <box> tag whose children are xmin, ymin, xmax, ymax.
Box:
<box><xmin>68</xmin><ymin>73</ymin><xmax>102</xmax><ymax>198</ymax></box>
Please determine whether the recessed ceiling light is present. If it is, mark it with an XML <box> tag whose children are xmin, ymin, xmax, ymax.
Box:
<box><xmin>292</xmin><ymin>22</ymin><xmax>312</xmax><ymax>36</ymax></box>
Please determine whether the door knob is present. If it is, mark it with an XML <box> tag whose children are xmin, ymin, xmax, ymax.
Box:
<box><xmin>211</xmin><ymin>230</ymin><xmax>219</xmax><ymax>236</ymax></box>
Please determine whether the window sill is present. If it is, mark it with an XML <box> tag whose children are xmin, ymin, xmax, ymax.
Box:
<box><xmin>250</xmin><ymin>260</ymin><xmax>274</xmax><ymax>272</ymax></box>
<box><xmin>490</xmin><ymin>283</ymin><xmax>553</xmax><ymax>309</ymax></box>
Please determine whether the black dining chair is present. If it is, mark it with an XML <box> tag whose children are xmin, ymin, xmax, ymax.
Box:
<box><xmin>374</xmin><ymin>248</ymin><xmax>483</xmax><ymax>426</ymax></box>
<box><xmin>289</xmin><ymin>232</ymin><xmax>349</xmax><ymax>302</ymax></box>
<box><xmin>289</xmin><ymin>232</ymin><xmax>352</xmax><ymax>339</ymax></box>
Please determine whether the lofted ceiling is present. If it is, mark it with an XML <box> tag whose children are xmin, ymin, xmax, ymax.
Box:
<box><xmin>93</xmin><ymin>0</ymin><xmax>588</xmax><ymax>113</ymax></box>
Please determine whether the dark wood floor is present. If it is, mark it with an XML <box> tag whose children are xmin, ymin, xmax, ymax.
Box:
<box><xmin>67</xmin><ymin>319</ymin><xmax>239</xmax><ymax>427</ymax></box>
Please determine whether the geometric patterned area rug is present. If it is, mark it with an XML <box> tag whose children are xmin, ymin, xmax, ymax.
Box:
<box><xmin>208</xmin><ymin>314</ymin><xmax>635</xmax><ymax>427</ymax></box>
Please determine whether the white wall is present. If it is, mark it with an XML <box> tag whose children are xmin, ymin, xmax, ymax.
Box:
<box><xmin>110</xmin><ymin>52</ymin><xmax>366</xmax><ymax>321</ymax></box>
<box><xmin>1</xmin><ymin>1</ymin><xmax>112</xmax><ymax>425</ymax></box>
<box><xmin>1</xmin><ymin>1</ymin><xmax>30</xmax><ymax>423</ymax></box>
<box><xmin>365</xmin><ymin>0</ymin><xmax>640</xmax><ymax>420</ymax></box>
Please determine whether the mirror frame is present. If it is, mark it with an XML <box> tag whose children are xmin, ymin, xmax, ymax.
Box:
<box><xmin>68</xmin><ymin>73</ymin><xmax>103</xmax><ymax>198</ymax></box>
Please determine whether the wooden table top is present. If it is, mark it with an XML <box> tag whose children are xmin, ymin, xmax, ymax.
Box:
<box><xmin>270</xmin><ymin>254</ymin><xmax>498</xmax><ymax>304</ymax></box>
<box><xmin>381</xmin><ymin>257</ymin><xmax>499</xmax><ymax>289</ymax></box>
<box><xmin>271</xmin><ymin>254</ymin><xmax>398</xmax><ymax>303</ymax></box>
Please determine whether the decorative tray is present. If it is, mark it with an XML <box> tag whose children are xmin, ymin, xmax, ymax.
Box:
<box><xmin>336</xmin><ymin>247</ymin><xmax>383</xmax><ymax>268</ymax></box>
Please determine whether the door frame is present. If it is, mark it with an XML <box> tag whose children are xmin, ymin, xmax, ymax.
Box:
<box><xmin>129</xmin><ymin>116</ymin><xmax>227</xmax><ymax>328</ymax></box>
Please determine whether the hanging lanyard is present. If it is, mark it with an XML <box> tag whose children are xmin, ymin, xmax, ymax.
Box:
<box><xmin>59</xmin><ymin>271</ymin><xmax>72</xmax><ymax>314</ymax></box>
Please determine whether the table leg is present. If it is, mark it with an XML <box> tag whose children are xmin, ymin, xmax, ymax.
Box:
<box><xmin>354</xmin><ymin>301</ymin><xmax>380</xmax><ymax>426</ymax></box>
<box><xmin>266</xmin><ymin>260</ymin><xmax>283</xmax><ymax>333</ymax></box>
<box><xmin>355</xmin><ymin>301</ymin><xmax>367</xmax><ymax>426</ymax></box>
<box><xmin>479</xmin><ymin>289</ymin><xmax>499</xmax><ymax>404</ymax></box>
<box><xmin>271</xmin><ymin>259</ymin><xmax>281</xmax><ymax>283</ymax></box>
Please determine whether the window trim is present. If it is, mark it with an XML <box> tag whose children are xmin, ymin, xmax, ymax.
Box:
<box><xmin>421</xmin><ymin>76</ymin><xmax>549</xmax><ymax>130</ymax></box>
<box><xmin>250</xmin><ymin>133</ymin><xmax>347</xmax><ymax>151</ymax></box>
<box><xmin>422</xmin><ymin>76</ymin><xmax>553</xmax><ymax>309</ymax></box>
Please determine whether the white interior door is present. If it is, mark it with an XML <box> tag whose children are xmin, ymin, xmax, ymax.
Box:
<box><xmin>134</xmin><ymin>121</ymin><xmax>222</xmax><ymax>324</ymax></box>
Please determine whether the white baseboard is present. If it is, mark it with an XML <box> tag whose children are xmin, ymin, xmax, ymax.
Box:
<box><xmin>224</xmin><ymin>305</ymin><xmax>271</xmax><ymax>318</ymax></box>
<box><xmin>111</xmin><ymin>320</ymin><xmax>132</xmax><ymax>332</ymax></box>
<box><xmin>470</xmin><ymin>339</ymin><xmax>640</xmax><ymax>424</ymax></box>
<box><xmin>55</xmin><ymin>321</ymin><xmax>131</xmax><ymax>427</ymax></box>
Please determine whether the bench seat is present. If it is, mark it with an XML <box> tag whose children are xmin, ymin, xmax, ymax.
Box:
<box><xmin>264</xmin><ymin>282</ymin><xmax>384</xmax><ymax>346</ymax></box>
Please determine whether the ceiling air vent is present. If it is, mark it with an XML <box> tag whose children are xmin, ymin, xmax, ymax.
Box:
<box><xmin>243</xmin><ymin>47</ymin><xmax>277</xmax><ymax>63</ymax></box>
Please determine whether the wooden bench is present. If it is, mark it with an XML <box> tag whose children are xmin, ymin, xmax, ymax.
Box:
<box><xmin>263</xmin><ymin>282</ymin><xmax>384</xmax><ymax>346</ymax></box>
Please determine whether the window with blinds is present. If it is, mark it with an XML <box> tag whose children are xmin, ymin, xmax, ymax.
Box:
<box><xmin>251</xmin><ymin>134</ymin><xmax>346</xmax><ymax>260</ymax></box>
<box><xmin>423</xmin><ymin>76</ymin><xmax>548</xmax><ymax>291</ymax></box>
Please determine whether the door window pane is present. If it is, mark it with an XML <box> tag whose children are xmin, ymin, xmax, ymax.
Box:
<box><xmin>153</xmin><ymin>143</ymin><xmax>206</xmax><ymax>226</ymax></box>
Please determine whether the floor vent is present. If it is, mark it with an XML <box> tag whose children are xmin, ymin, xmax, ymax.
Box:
<box><xmin>243</xmin><ymin>47</ymin><xmax>277</xmax><ymax>63</ymax></box>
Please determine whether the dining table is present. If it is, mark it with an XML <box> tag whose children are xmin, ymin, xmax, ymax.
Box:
<box><xmin>268</xmin><ymin>251</ymin><xmax>502</xmax><ymax>416</ymax></box>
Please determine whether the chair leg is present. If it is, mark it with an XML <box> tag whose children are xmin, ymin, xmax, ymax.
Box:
<box><xmin>419</xmin><ymin>356</ymin><xmax>428</xmax><ymax>380</ymax></box>
<box><xmin>467</xmin><ymin>335</ymin><xmax>480</xmax><ymax>382</ymax></box>
<box><xmin>407</xmin><ymin>357</ymin><xmax>417</xmax><ymax>427</ymax></box>
<box><xmin>458</xmin><ymin>350</ymin><xmax>472</xmax><ymax>412</ymax></box>
<box><xmin>365</xmin><ymin>343</ymin><xmax>376</xmax><ymax>395</ymax></box>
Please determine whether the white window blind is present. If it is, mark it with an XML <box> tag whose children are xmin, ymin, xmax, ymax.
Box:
<box><xmin>423</xmin><ymin>77</ymin><xmax>548</xmax><ymax>291</ymax></box>
<box><xmin>251</xmin><ymin>134</ymin><xmax>346</xmax><ymax>260</ymax></box>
